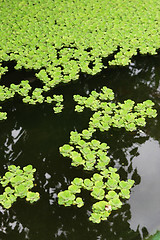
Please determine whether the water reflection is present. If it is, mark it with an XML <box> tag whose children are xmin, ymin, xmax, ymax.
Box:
<box><xmin>0</xmin><ymin>54</ymin><xmax>160</xmax><ymax>239</ymax></box>
<box><xmin>129</xmin><ymin>138</ymin><xmax>160</xmax><ymax>235</ymax></box>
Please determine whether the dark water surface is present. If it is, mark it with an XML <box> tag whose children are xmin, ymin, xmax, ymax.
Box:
<box><xmin>0</xmin><ymin>55</ymin><xmax>160</xmax><ymax>240</ymax></box>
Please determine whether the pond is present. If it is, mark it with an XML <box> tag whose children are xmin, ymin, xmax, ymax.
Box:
<box><xmin>0</xmin><ymin>54</ymin><xmax>160</xmax><ymax>240</ymax></box>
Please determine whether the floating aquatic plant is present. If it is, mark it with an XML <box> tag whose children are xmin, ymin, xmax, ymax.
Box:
<box><xmin>60</xmin><ymin>135</ymin><xmax>110</xmax><ymax>171</ymax></box>
<box><xmin>0</xmin><ymin>0</ymin><xmax>160</xmax><ymax>118</ymax></box>
<box><xmin>0</xmin><ymin>107</ymin><xmax>7</xmax><ymax>121</ymax></box>
<box><xmin>58</xmin><ymin>86</ymin><xmax>157</xmax><ymax>223</ymax></box>
<box><xmin>74</xmin><ymin>86</ymin><xmax>157</xmax><ymax>132</ymax></box>
<box><xmin>0</xmin><ymin>165</ymin><xmax>40</xmax><ymax>209</ymax></box>
<box><xmin>58</xmin><ymin>167</ymin><xmax>134</xmax><ymax>223</ymax></box>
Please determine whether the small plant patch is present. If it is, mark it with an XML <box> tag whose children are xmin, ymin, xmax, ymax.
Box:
<box><xmin>0</xmin><ymin>165</ymin><xmax>40</xmax><ymax>209</ymax></box>
<box><xmin>58</xmin><ymin>86</ymin><xmax>157</xmax><ymax>223</ymax></box>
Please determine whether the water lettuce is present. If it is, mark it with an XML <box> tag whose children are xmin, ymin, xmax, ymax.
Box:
<box><xmin>0</xmin><ymin>165</ymin><xmax>40</xmax><ymax>209</ymax></box>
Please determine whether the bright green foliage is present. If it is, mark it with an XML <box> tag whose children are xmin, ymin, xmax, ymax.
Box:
<box><xmin>59</xmin><ymin>134</ymin><xmax>111</xmax><ymax>171</ymax></box>
<box><xmin>83</xmin><ymin>179</ymin><xmax>93</xmax><ymax>190</ymax></box>
<box><xmin>52</xmin><ymin>95</ymin><xmax>64</xmax><ymax>113</ymax></box>
<box><xmin>58</xmin><ymin>190</ymin><xmax>76</xmax><ymax>206</ymax></box>
<box><xmin>26</xmin><ymin>192</ymin><xmax>40</xmax><ymax>203</ymax></box>
<box><xmin>74</xmin><ymin>87</ymin><xmax>157</xmax><ymax>132</ymax></box>
<box><xmin>68</xmin><ymin>185</ymin><xmax>81</xmax><ymax>194</ymax></box>
<box><xmin>0</xmin><ymin>111</ymin><xmax>7</xmax><ymax>121</ymax></box>
<box><xmin>74</xmin><ymin>197</ymin><xmax>84</xmax><ymax>208</ymax></box>
<box><xmin>59</xmin><ymin>144</ymin><xmax>74</xmax><ymax>157</ymax></box>
<box><xmin>0</xmin><ymin>0</ymin><xmax>160</xmax><ymax>118</ymax></box>
<box><xmin>58</xmin><ymin>86</ymin><xmax>157</xmax><ymax>223</ymax></box>
<box><xmin>0</xmin><ymin>106</ymin><xmax>7</xmax><ymax>121</ymax></box>
<box><xmin>0</xmin><ymin>165</ymin><xmax>40</xmax><ymax>209</ymax></box>
<box><xmin>91</xmin><ymin>187</ymin><xmax>105</xmax><ymax>200</ymax></box>
<box><xmin>90</xmin><ymin>201</ymin><xmax>110</xmax><ymax>223</ymax></box>
<box><xmin>23</xmin><ymin>92</ymin><xmax>64</xmax><ymax>113</ymax></box>
<box><xmin>58</xmin><ymin>167</ymin><xmax>135</xmax><ymax>223</ymax></box>
<box><xmin>71</xmin><ymin>178</ymin><xmax>83</xmax><ymax>187</ymax></box>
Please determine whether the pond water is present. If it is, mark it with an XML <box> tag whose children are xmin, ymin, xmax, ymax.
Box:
<box><xmin>0</xmin><ymin>54</ymin><xmax>160</xmax><ymax>240</ymax></box>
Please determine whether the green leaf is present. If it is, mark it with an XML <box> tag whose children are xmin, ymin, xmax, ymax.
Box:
<box><xmin>119</xmin><ymin>189</ymin><xmax>130</xmax><ymax>199</ymax></box>
<box><xmin>106</xmin><ymin>179</ymin><xmax>118</xmax><ymax>190</ymax></box>
<box><xmin>75</xmin><ymin>197</ymin><xmax>84</xmax><ymax>208</ymax></box>
<box><xmin>15</xmin><ymin>184</ymin><xmax>28</xmax><ymax>198</ymax></box>
<box><xmin>110</xmin><ymin>172</ymin><xmax>120</xmax><ymax>181</ymax></box>
<box><xmin>94</xmin><ymin>181</ymin><xmax>105</xmax><ymax>188</ymax></box>
<box><xmin>4</xmin><ymin>172</ymin><xmax>14</xmax><ymax>180</ymax></box>
<box><xmin>83</xmin><ymin>179</ymin><xmax>93</xmax><ymax>190</ymax></box>
<box><xmin>10</xmin><ymin>175</ymin><xmax>24</xmax><ymax>186</ymax></box>
<box><xmin>8</xmin><ymin>165</ymin><xmax>20</xmax><ymax>172</ymax></box>
<box><xmin>5</xmin><ymin>187</ymin><xmax>14</xmax><ymax>194</ymax></box>
<box><xmin>59</xmin><ymin>144</ymin><xmax>74</xmax><ymax>157</ymax></box>
<box><xmin>0</xmin><ymin>194</ymin><xmax>6</xmax><ymax>203</ymax></box>
<box><xmin>70</xmin><ymin>131</ymin><xmax>81</xmax><ymax>144</ymax></box>
<box><xmin>2</xmin><ymin>199</ymin><xmax>12</xmax><ymax>209</ymax></box>
<box><xmin>75</xmin><ymin>105</ymin><xmax>84</xmax><ymax>112</ymax></box>
<box><xmin>105</xmin><ymin>190</ymin><xmax>119</xmax><ymax>200</ymax></box>
<box><xmin>119</xmin><ymin>180</ymin><xmax>133</xmax><ymax>189</ymax></box>
<box><xmin>71</xmin><ymin>178</ymin><xmax>83</xmax><ymax>187</ymax></box>
<box><xmin>58</xmin><ymin>190</ymin><xmax>75</xmax><ymax>206</ymax></box>
<box><xmin>26</xmin><ymin>192</ymin><xmax>40</xmax><ymax>203</ymax></box>
<box><xmin>92</xmin><ymin>201</ymin><xmax>108</xmax><ymax>213</ymax></box>
<box><xmin>8</xmin><ymin>194</ymin><xmax>17</xmax><ymax>203</ymax></box>
<box><xmin>92</xmin><ymin>173</ymin><xmax>103</xmax><ymax>182</ymax></box>
<box><xmin>68</xmin><ymin>185</ymin><xmax>81</xmax><ymax>194</ymax></box>
<box><xmin>90</xmin><ymin>140</ymin><xmax>101</xmax><ymax>150</ymax></box>
<box><xmin>91</xmin><ymin>187</ymin><xmax>105</xmax><ymax>200</ymax></box>
<box><xmin>71</xmin><ymin>154</ymin><xmax>85</xmax><ymax>167</ymax></box>
<box><xmin>23</xmin><ymin>165</ymin><xmax>36</xmax><ymax>174</ymax></box>
<box><xmin>108</xmin><ymin>167</ymin><xmax>117</xmax><ymax>173</ymax></box>
<box><xmin>109</xmin><ymin>198</ymin><xmax>122</xmax><ymax>210</ymax></box>
<box><xmin>100</xmin><ymin>169</ymin><xmax>109</xmax><ymax>178</ymax></box>
<box><xmin>89</xmin><ymin>213</ymin><xmax>101</xmax><ymax>223</ymax></box>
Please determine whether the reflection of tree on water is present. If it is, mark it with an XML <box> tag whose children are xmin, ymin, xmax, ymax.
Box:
<box><xmin>0</xmin><ymin>54</ymin><xmax>160</xmax><ymax>239</ymax></box>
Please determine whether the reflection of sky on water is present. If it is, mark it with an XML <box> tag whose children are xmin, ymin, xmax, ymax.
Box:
<box><xmin>129</xmin><ymin>138</ymin><xmax>160</xmax><ymax>235</ymax></box>
<box><xmin>3</xmin><ymin>126</ymin><xmax>26</xmax><ymax>164</ymax></box>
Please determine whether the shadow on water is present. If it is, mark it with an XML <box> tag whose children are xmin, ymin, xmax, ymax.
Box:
<box><xmin>0</xmin><ymin>54</ymin><xmax>160</xmax><ymax>239</ymax></box>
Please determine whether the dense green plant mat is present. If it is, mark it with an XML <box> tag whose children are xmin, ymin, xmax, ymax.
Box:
<box><xmin>0</xmin><ymin>165</ymin><xmax>40</xmax><ymax>209</ymax></box>
<box><xmin>0</xmin><ymin>0</ymin><xmax>160</xmax><ymax>119</ymax></box>
<box><xmin>58</xmin><ymin>86</ymin><xmax>157</xmax><ymax>223</ymax></box>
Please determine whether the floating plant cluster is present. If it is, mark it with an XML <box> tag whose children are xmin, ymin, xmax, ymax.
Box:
<box><xmin>60</xmin><ymin>136</ymin><xmax>110</xmax><ymax>171</ymax></box>
<box><xmin>58</xmin><ymin>160</ymin><xmax>134</xmax><ymax>223</ymax></box>
<box><xmin>0</xmin><ymin>165</ymin><xmax>40</xmax><ymax>209</ymax></box>
<box><xmin>0</xmin><ymin>0</ymin><xmax>160</xmax><ymax>118</ymax></box>
<box><xmin>58</xmin><ymin>86</ymin><xmax>157</xmax><ymax>223</ymax></box>
<box><xmin>74</xmin><ymin>87</ymin><xmax>157</xmax><ymax>132</ymax></box>
<box><xmin>0</xmin><ymin>79</ymin><xmax>64</xmax><ymax>116</ymax></box>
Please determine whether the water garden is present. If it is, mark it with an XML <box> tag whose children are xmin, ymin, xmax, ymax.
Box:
<box><xmin>0</xmin><ymin>0</ymin><xmax>160</xmax><ymax>239</ymax></box>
